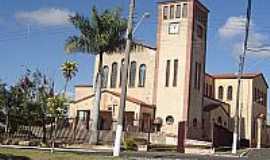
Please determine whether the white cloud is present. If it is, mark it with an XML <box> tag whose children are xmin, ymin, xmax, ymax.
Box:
<box><xmin>218</xmin><ymin>16</ymin><xmax>246</xmax><ymax>39</ymax></box>
<box><xmin>15</xmin><ymin>8</ymin><xmax>75</xmax><ymax>26</ymax></box>
<box><xmin>219</xmin><ymin>16</ymin><xmax>270</xmax><ymax>57</ymax></box>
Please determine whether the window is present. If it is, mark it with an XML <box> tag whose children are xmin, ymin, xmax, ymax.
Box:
<box><xmin>173</xmin><ymin>59</ymin><xmax>178</xmax><ymax>87</ymax></box>
<box><xmin>197</xmin><ymin>25</ymin><xmax>203</xmax><ymax>39</ymax></box>
<box><xmin>227</xmin><ymin>86</ymin><xmax>233</xmax><ymax>100</ymax></box>
<box><xmin>138</xmin><ymin>64</ymin><xmax>146</xmax><ymax>87</ymax></box>
<box><xmin>176</xmin><ymin>5</ymin><xmax>181</xmax><ymax>18</ymax></box>
<box><xmin>170</xmin><ymin>5</ymin><xmax>175</xmax><ymax>19</ymax></box>
<box><xmin>202</xmin><ymin>119</ymin><xmax>205</xmax><ymax>129</ymax></box>
<box><xmin>102</xmin><ymin>66</ymin><xmax>109</xmax><ymax>88</ymax></box>
<box><xmin>194</xmin><ymin>62</ymin><xmax>201</xmax><ymax>89</ymax></box>
<box><xmin>218</xmin><ymin>116</ymin><xmax>222</xmax><ymax>125</ymax></box>
<box><xmin>182</xmin><ymin>3</ymin><xmax>188</xmax><ymax>18</ymax></box>
<box><xmin>218</xmin><ymin>86</ymin><xmax>224</xmax><ymax>99</ymax></box>
<box><xmin>209</xmin><ymin>85</ymin><xmax>213</xmax><ymax>97</ymax></box>
<box><xmin>119</xmin><ymin>59</ymin><xmax>125</xmax><ymax>87</ymax></box>
<box><xmin>166</xmin><ymin>115</ymin><xmax>174</xmax><ymax>125</ymax></box>
<box><xmin>77</xmin><ymin>110</ymin><xmax>90</xmax><ymax>121</ymax></box>
<box><xmin>205</xmin><ymin>84</ymin><xmax>209</xmax><ymax>96</ymax></box>
<box><xmin>193</xmin><ymin>118</ymin><xmax>197</xmax><ymax>127</ymax></box>
<box><xmin>163</xmin><ymin>6</ymin><xmax>168</xmax><ymax>20</ymax></box>
<box><xmin>165</xmin><ymin>60</ymin><xmax>171</xmax><ymax>87</ymax></box>
<box><xmin>129</xmin><ymin>61</ymin><xmax>136</xmax><ymax>88</ymax></box>
<box><xmin>110</xmin><ymin>62</ymin><xmax>118</xmax><ymax>88</ymax></box>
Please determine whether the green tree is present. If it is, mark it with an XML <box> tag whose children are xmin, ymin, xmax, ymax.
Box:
<box><xmin>0</xmin><ymin>81</ymin><xmax>8</xmax><ymax>132</ymax></box>
<box><xmin>65</xmin><ymin>7</ymin><xmax>127</xmax><ymax>144</ymax></box>
<box><xmin>47</xmin><ymin>95</ymin><xmax>67</xmax><ymax>152</ymax></box>
<box><xmin>61</xmin><ymin>60</ymin><xmax>78</xmax><ymax>94</ymax></box>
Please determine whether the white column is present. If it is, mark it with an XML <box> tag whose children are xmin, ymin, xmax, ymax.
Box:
<box><xmin>257</xmin><ymin>117</ymin><xmax>263</xmax><ymax>149</ymax></box>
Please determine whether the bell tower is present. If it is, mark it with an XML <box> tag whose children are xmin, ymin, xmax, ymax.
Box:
<box><xmin>154</xmin><ymin>0</ymin><xmax>209</xmax><ymax>140</ymax></box>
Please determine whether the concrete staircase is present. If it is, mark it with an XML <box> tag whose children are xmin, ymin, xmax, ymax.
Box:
<box><xmin>185</xmin><ymin>139</ymin><xmax>214</xmax><ymax>155</ymax></box>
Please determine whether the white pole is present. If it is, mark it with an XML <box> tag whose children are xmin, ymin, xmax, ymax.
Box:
<box><xmin>113</xmin><ymin>0</ymin><xmax>135</xmax><ymax>157</ymax></box>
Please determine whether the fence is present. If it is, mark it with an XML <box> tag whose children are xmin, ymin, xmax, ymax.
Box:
<box><xmin>0</xmin><ymin>115</ymin><xmax>156</xmax><ymax>146</ymax></box>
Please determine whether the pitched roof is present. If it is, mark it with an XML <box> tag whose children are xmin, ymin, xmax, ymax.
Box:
<box><xmin>72</xmin><ymin>90</ymin><xmax>154</xmax><ymax>107</ymax></box>
<box><xmin>211</xmin><ymin>72</ymin><xmax>268</xmax><ymax>88</ymax></box>
<box><xmin>133</xmin><ymin>41</ymin><xmax>156</xmax><ymax>50</ymax></box>
<box><xmin>203</xmin><ymin>96</ymin><xmax>230</xmax><ymax>117</ymax></box>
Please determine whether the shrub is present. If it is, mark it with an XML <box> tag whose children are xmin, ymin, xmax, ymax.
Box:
<box><xmin>123</xmin><ymin>138</ymin><xmax>137</xmax><ymax>151</ymax></box>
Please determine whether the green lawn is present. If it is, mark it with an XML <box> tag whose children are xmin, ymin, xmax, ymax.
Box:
<box><xmin>0</xmin><ymin>148</ymin><xmax>121</xmax><ymax>160</ymax></box>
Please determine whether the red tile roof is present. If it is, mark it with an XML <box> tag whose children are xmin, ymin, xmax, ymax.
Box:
<box><xmin>211</xmin><ymin>72</ymin><xmax>261</xmax><ymax>79</ymax></box>
<box><xmin>72</xmin><ymin>90</ymin><xmax>155</xmax><ymax>108</ymax></box>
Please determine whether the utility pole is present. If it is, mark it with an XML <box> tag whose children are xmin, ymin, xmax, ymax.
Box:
<box><xmin>113</xmin><ymin>0</ymin><xmax>135</xmax><ymax>157</ymax></box>
<box><xmin>232</xmin><ymin>0</ymin><xmax>252</xmax><ymax>154</ymax></box>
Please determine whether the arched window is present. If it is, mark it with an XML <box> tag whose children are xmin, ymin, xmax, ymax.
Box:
<box><xmin>138</xmin><ymin>64</ymin><xmax>146</xmax><ymax>87</ymax></box>
<box><xmin>129</xmin><ymin>61</ymin><xmax>136</xmax><ymax>88</ymax></box>
<box><xmin>165</xmin><ymin>115</ymin><xmax>174</xmax><ymax>125</ymax></box>
<box><xmin>193</xmin><ymin>118</ymin><xmax>198</xmax><ymax>127</ymax></box>
<box><xmin>110</xmin><ymin>62</ymin><xmax>118</xmax><ymax>88</ymax></box>
<box><xmin>227</xmin><ymin>86</ymin><xmax>233</xmax><ymax>100</ymax></box>
<box><xmin>119</xmin><ymin>59</ymin><xmax>125</xmax><ymax>87</ymax></box>
<box><xmin>218</xmin><ymin>86</ymin><xmax>224</xmax><ymax>99</ymax></box>
<box><xmin>102</xmin><ymin>66</ymin><xmax>109</xmax><ymax>88</ymax></box>
<box><xmin>218</xmin><ymin>116</ymin><xmax>222</xmax><ymax>125</ymax></box>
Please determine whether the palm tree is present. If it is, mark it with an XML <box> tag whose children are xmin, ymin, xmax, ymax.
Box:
<box><xmin>61</xmin><ymin>60</ymin><xmax>78</xmax><ymax>94</ymax></box>
<box><xmin>64</xmin><ymin>7</ymin><xmax>127</xmax><ymax>144</ymax></box>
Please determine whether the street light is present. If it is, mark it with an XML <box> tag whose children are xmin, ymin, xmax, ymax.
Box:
<box><xmin>132</xmin><ymin>12</ymin><xmax>150</xmax><ymax>35</ymax></box>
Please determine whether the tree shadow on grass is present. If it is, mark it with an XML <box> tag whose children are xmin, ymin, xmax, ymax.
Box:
<box><xmin>0</xmin><ymin>153</ymin><xmax>31</xmax><ymax>160</ymax></box>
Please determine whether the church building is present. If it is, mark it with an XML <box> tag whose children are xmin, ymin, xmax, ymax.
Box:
<box><xmin>69</xmin><ymin>0</ymin><xmax>269</xmax><ymax>147</ymax></box>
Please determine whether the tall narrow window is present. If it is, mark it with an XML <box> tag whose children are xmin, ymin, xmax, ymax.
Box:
<box><xmin>194</xmin><ymin>62</ymin><xmax>201</xmax><ymax>89</ymax></box>
<box><xmin>163</xmin><ymin>6</ymin><xmax>168</xmax><ymax>20</ymax></box>
<box><xmin>182</xmin><ymin>3</ymin><xmax>188</xmax><ymax>18</ymax></box>
<box><xmin>129</xmin><ymin>61</ymin><xmax>136</xmax><ymax>88</ymax></box>
<box><xmin>138</xmin><ymin>64</ymin><xmax>146</xmax><ymax>87</ymax></box>
<box><xmin>227</xmin><ymin>86</ymin><xmax>233</xmax><ymax>100</ymax></box>
<box><xmin>197</xmin><ymin>25</ymin><xmax>204</xmax><ymax>39</ymax></box>
<box><xmin>170</xmin><ymin>5</ymin><xmax>175</xmax><ymax>19</ymax></box>
<box><xmin>102</xmin><ymin>66</ymin><xmax>109</xmax><ymax>88</ymax></box>
<box><xmin>205</xmin><ymin>84</ymin><xmax>209</xmax><ymax>96</ymax></box>
<box><xmin>176</xmin><ymin>5</ymin><xmax>181</xmax><ymax>18</ymax></box>
<box><xmin>209</xmin><ymin>85</ymin><xmax>213</xmax><ymax>97</ymax></box>
<box><xmin>218</xmin><ymin>86</ymin><xmax>224</xmax><ymax>100</ymax></box>
<box><xmin>110</xmin><ymin>62</ymin><xmax>118</xmax><ymax>88</ymax></box>
<box><xmin>198</xmin><ymin>63</ymin><xmax>201</xmax><ymax>89</ymax></box>
<box><xmin>165</xmin><ymin>60</ymin><xmax>171</xmax><ymax>87</ymax></box>
<box><xmin>173</xmin><ymin>59</ymin><xmax>178</xmax><ymax>87</ymax></box>
<box><xmin>119</xmin><ymin>59</ymin><xmax>125</xmax><ymax>87</ymax></box>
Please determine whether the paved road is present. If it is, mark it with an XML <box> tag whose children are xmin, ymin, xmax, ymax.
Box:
<box><xmin>122</xmin><ymin>152</ymin><xmax>247</xmax><ymax>160</ymax></box>
<box><xmin>247</xmin><ymin>148</ymin><xmax>270</xmax><ymax>160</ymax></box>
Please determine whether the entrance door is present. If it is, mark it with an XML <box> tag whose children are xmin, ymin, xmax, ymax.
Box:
<box><xmin>141</xmin><ymin>113</ymin><xmax>151</xmax><ymax>132</ymax></box>
<box><xmin>124</xmin><ymin>112</ymin><xmax>134</xmax><ymax>131</ymax></box>
<box><xmin>99</xmin><ymin>111</ymin><xmax>112</xmax><ymax>130</ymax></box>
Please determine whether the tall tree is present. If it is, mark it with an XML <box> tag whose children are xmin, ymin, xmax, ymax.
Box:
<box><xmin>61</xmin><ymin>60</ymin><xmax>78</xmax><ymax>94</ymax></box>
<box><xmin>65</xmin><ymin>7</ymin><xmax>127</xmax><ymax>144</ymax></box>
<box><xmin>0</xmin><ymin>81</ymin><xmax>8</xmax><ymax>132</ymax></box>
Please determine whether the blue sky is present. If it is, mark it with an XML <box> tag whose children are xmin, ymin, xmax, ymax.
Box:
<box><xmin>0</xmin><ymin>0</ymin><xmax>270</xmax><ymax>99</ymax></box>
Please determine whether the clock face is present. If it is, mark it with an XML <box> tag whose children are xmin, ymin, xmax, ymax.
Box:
<box><xmin>169</xmin><ymin>22</ymin><xmax>179</xmax><ymax>34</ymax></box>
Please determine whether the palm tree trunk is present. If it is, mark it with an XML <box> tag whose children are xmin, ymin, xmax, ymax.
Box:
<box><xmin>89</xmin><ymin>53</ymin><xmax>103</xmax><ymax>145</ymax></box>
<box><xmin>5</xmin><ymin>109</ymin><xmax>9</xmax><ymax>133</ymax></box>
<box><xmin>51</xmin><ymin>117</ymin><xmax>58</xmax><ymax>153</ymax></box>
<box><xmin>63</xmin><ymin>80</ymin><xmax>69</xmax><ymax>95</ymax></box>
